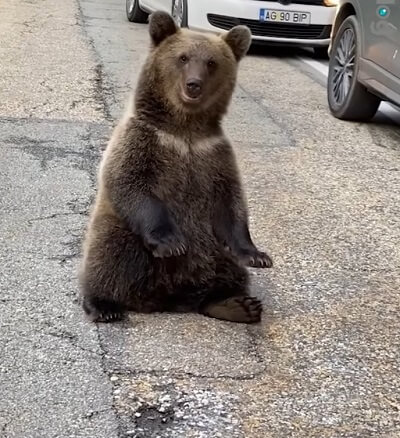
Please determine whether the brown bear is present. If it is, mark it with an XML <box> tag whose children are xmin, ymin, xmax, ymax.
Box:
<box><xmin>79</xmin><ymin>11</ymin><xmax>272</xmax><ymax>324</ymax></box>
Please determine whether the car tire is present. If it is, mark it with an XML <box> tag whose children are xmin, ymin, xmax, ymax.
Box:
<box><xmin>172</xmin><ymin>0</ymin><xmax>188</xmax><ymax>27</ymax></box>
<box><xmin>126</xmin><ymin>0</ymin><xmax>148</xmax><ymax>23</ymax></box>
<box><xmin>313</xmin><ymin>46</ymin><xmax>329</xmax><ymax>59</ymax></box>
<box><xmin>327</xmin><ymin>15</ymin><xmax>380</xmax><ymax>121</ymax></box>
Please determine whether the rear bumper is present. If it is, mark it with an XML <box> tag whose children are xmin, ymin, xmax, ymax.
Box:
<box><xmin>187</xmin><ymin>0</ymin><xmax>336</xmax><ymax>46</ymax></box>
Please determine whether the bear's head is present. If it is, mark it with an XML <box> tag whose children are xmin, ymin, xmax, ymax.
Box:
<box><xmin>136</xmin><ymin>11</ymin><xmax>251</xmax><ymax>120</ymax></box>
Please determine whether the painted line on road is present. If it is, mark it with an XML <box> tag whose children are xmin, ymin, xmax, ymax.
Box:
<box><xmin>299</xmin><ymin>57</ymin><xmax>329</xmax><ymax>77</ymax></box>
<box><xmin>379</xmin><ymin>101</ymin><xmax>400</xmax><ymax>124</ymax></box>
<box><xmin>298</xmin><ymin>56</ymin><xmax>400</xmax><ymax>125</ymax></box>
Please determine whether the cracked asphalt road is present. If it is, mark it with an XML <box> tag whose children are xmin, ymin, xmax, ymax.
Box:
<box><xmin>1</xmin><ymin>0</ymin><xmax>400</xmax><ymax>437</ymax></box>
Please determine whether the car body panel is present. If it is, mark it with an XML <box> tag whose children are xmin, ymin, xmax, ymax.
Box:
<box><xmin>330</xmin><ymin>0</ymin><xmax>400</xmax><ymax>107</ymax></box>
<box><xmin>139</xmin><ymin>0</ymin><xmax>337</xmax><ymax>47</ymax></box>
<box><xmin>359</xmin><ymin>58</ymin><xmax>400</xmax><ymax>105</ymax></box>
<box><xmin>364</xmin><ymin>0</ymin><xmax>400</xmax><ymax>77</ymax></box>
<box><xmin>140</xmin><ymin>0</ymin><xmax>171</xmax><ymax>14</ymax></box>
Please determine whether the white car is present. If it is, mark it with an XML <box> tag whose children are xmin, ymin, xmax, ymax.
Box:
<box><xmin>126</xmin><ymin>0</ymin><xmax>338</xmax><ymax>57</ymax></box>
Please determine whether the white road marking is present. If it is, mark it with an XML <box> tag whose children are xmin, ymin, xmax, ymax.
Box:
<box><xmin>379</xmin><ymin>101</ymin><xmax>400</xmax><ymax>124</ymax></box>
<box><xmin>300</xmin><ymin>57</ymin><xmax>329</xmax><ymax>77</ymax></box>
<box><xmin>298</xmin><ymin>56</ymin><xmax>400</xmax><ymax>125</ymax></box>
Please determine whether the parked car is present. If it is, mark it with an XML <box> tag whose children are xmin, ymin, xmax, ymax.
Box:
<box><xmin>126</xmin><ymin>0</ymin><xmax>338</xmax><ymax>57</ymax></box>
<box><xmin>327</xmin><ymin>0</ymin><xmax>400</xmax><ymax>120</ymax></box>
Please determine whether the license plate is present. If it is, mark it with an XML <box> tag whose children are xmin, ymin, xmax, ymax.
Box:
<box><xmin>259</xmin><ymin>9</ymin><xmax>311</xmax><ymax>25</ymax></box>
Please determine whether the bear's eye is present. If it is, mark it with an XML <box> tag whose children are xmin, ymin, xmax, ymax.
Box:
<box><xmin>180</xmin><ymin>55</ymin><xmax>188</xmax><ymax>63</ymax></box>
<box><xmin>207</xmin><ymin>60</ymin><xmax>216</xmax><ymax>68</ymax></box>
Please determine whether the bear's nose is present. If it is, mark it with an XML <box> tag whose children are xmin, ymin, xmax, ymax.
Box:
<box><xmin>186</xmin><ymin>79</ymin><xmax>202</xmax><ymax>98</ymax></box>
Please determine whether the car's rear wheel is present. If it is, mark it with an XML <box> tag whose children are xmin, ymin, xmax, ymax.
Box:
<box><xmin>172</xmin><ymin>0</ymin><xmax>188</xmax><ymax>27</ymax></box>
<box><xmin>327</xmin><ymin>15</ymin><xmax>380</xmax><ymax>121</ymax></box>
<box><xmin>126</xmin><ymin>0</ymin><xmax>148</xmax><ymax>23</ymax></box>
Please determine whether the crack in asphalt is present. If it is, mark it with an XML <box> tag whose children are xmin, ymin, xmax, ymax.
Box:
<box><xmin>0</xmin><ymin>116</ymin><xmax>108</xmax><ymax>126</ymax></box>
<box><xmin>103</xmin><ymin>368</ymin><xmax>267</xmax><ymax>383</ymax></box>
<box><xmin>46</xmin><ymin>329</ymin><xmax>101</xmax><ymax>356</ymax></box>
<box><xmin>27</xmin><ymin>211</ymin><xmax>87</xmax><ymax>224</ymax></box>
<box><xmin>74</xmin><ymin>0</ymin><xmax>114</xmax><ymax>121</ymax></box>
<box><xmin>238</xmin><ymin>82</ymin><xmax>297</xmax><ymax>149</ymax></box>
<box><xmin>94</xmin><ymin>322</ymin><xmax>126</xmax><ymax>438</ymax></box>
<box><xmin>7</xmin><ymin>139</ymin><xmax>98</xmax><ymax>171</ymax></box>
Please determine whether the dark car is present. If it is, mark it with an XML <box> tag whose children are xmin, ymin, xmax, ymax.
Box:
<box><xmin>327</xmin><ymin>0</ymin><xmax>400</xmax><ymax>120</ymax></box>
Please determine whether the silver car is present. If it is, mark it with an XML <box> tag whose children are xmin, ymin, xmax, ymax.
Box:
<box><xmin>327</xmin><ymin>0</ymin><xmax>400</xmax><ymax>120</ymax></box>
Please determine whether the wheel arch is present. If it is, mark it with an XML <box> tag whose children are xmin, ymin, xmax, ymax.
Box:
<box><xmin>332</xmin><ymin>3</ymin><xmax>357</xmax><ymax>39</ymax></box>
<box><xmin>329</xmin><ymin>3</ymin><xmax>359</xmax><ymax>56</ymax></box>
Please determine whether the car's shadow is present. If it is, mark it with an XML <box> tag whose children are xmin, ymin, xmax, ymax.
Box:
<box><xmin>248</xmin><ymin>42</ymin><xmax>400</xmax><ymax>129</ymax></box>
<box><xmin>248</xmin><ymin>42</ymin><xmax>327</xmax><ymax>62</ymax></box>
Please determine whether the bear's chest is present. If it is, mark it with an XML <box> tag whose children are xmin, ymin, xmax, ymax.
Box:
<box><xmin>151</xmin><ymin>133</ymin><xmax>228</xmax><ymax>240</ymax></box>
<box><xmin>155</xmin><ymin>134</ymin><xmax>222</xmax><ymax>206</ymax></box>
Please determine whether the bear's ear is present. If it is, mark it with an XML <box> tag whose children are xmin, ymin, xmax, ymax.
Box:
<box><xmin>149</xmin><ymin>11</ymin><xmax>178</xmax><ymax>46</ymax></box>
<box><xmin>222</xmin><ymin>25</ymin><xmax>251</xmax><ymax>61</ymax></box>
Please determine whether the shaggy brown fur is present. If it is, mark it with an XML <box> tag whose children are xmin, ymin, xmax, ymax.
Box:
<box><xmin>79</xmin><ymin>11</ymin><xmax>272</xmax><ymax>324</ymax></box>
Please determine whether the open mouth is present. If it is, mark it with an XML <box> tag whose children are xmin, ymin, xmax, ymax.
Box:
<box><xmin>180</xmin><ymin>88</ymin><xmax>202</xmax><ymax>104</ymax></box>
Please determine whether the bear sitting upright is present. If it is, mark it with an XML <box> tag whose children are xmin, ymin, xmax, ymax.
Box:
<box><xmin>79</xmin><ymin>11</ymin><xmax>273</xmax><ymax>324</ymax></box>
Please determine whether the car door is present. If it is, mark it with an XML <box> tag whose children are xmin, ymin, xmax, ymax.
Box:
<box><xmin>388</xmin><ymin>2</ymin><xmax>400</xmax><ymax>77</ymax></box>
<box><xmin>140</xmin><ymin>0</ymin><xmax>172</xmax><ymax>14</ymax></box>
<box><xmin>365</xmin><ymin>0</ymin><xmax>400</xmax><ymax>77</ymax></box>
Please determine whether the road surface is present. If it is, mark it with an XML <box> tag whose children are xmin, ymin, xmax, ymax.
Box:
<box><xmin>1</xmin><ymin>1</ymin><xmax>400</xmax><ymax>437</ymax></box>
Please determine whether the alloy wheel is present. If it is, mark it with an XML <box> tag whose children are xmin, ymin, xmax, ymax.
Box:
<box><xmin>127</xmin><ymin>0</ymin><xmax>135</xmax><ymax>14</ymax></box>
<box><xmin>172</xmin><ymin>0</ymin><xmax>184</xmax><ymax>27</ymax></box>
<box><xmin>331</xmin><ymin>28</ymin><xmax>356</xmax><ymax>106</ymax></box>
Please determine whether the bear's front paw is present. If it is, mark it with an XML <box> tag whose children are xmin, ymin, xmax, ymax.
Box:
<box><xmin>236</xmin><ymin>248</ymin><xmax>273</xmax><ymax>268</ymax></box>
<box><xmin>146</xmin><ymin>231</ymin><xmax>187</xmax><ymax>258</ymax></box>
